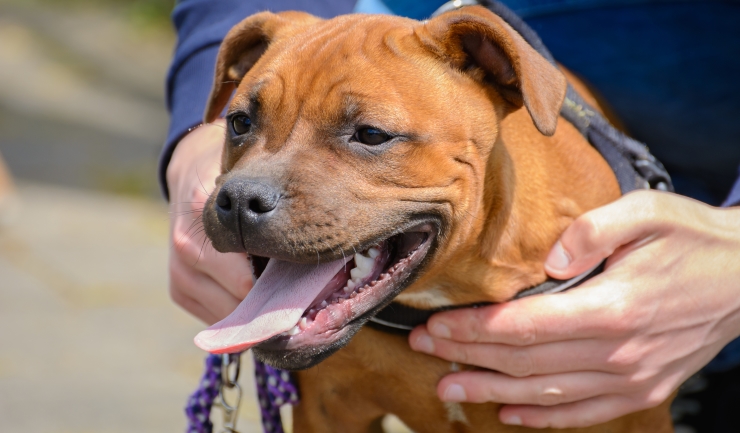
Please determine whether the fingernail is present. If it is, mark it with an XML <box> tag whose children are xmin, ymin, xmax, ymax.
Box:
<box><xmin>503</xmin><ymin>415</ymin><xmax>522</xmax><ymax>426</ymax></box>
<box><xmin>430</xmin><ymin>322</ymin><xmax>451</xmax><ymax>339</ymax></box>
<box><xmin>546</xmin><ymin>241</ymin><xmax>571</xmax><ymax>271</ymax></box>
<box><xmin>443</xmin><ymin>384</ymin><xmax>467</xmax><ymax>402</ymax></box>
<box><xmin>413</xmin><ymin>334</ymin><xmax>435</xmax><ymax>353</ymax></box>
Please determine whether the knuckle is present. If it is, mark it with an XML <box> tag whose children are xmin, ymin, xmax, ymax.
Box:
<box><xmin>602</xmin><ymin>301</ymin><xmax>638</xmax><ymax>337</ymax></box>
<box><xmin>572</xmin><ymin>214</ymin><xmax>603</xmax><ymax>250</ymax></box>
<box><xmin>454</xmin><ymin>346</ymin><xmax>470</xmax><ymax>364</ymax></box>
<box><xmin>511</xmin><ymin>315</ymin><xmax>538</xmax><ymax>345</ymax></box>
<box><xmin>506</xmin><ymin>348</ymin><xmax>535</xmax><ymax>377</ymax></box>
<box><xmin>536</xmin><ymin>387</ymin><xmax>565</xmax><ymax>406</ymax></box>
<box><xmin>168</xmin><ymin>281</ymin><xmax>187</xmax><ymax>307</ymax></box>
<box><xmin>606</xmin><ymin>348</ymin><xmax>642</xmax><ymax>372</ymax></box>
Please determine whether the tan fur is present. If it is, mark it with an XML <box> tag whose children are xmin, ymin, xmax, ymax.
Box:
<box><xmin>204</xmin><ymin>6</ymin><xmax>673</xmax><ymax>432</ymax></box>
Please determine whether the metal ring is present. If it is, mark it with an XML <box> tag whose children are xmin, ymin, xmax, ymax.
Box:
<box><xmin>221</xmin><ymin>353</ymin><xmax>241</xmax><ymax>388</ymax></box>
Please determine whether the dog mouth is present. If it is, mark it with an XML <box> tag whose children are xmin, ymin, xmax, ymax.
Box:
<box><xmin>194</xmin><ymin>223</ymin><xmax>436</xmax><ymax>357</ymax></box>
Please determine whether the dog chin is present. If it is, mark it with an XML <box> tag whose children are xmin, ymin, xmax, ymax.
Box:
<box><xmin>251</xmin><ymin>321</ymin><xmax>362</xmax><ymax>370</ymax></box>
<box><xmin>249</xmin><ymin>222</ymin><xmax>438</xmax><ymax>370</ymax></box>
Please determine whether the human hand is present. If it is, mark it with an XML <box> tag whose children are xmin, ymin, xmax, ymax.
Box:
<box><xmin>167</xmin><ymin>120</ymin><xmax>253</xmax><ymax>325</ymax></box>
<box><xmin>409</xmin><ymin>190</ymin><xmax>740</xmax><ymax>428</ymax></box>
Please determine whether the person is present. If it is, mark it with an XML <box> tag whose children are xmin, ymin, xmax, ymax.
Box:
<box><xmin>163</xmin><ymin>0</ymin><xmax>740</xmax><ymax>430</ymax></box>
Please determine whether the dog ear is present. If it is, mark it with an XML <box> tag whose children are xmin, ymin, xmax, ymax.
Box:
<box><xmin>421</xmin><ymin>6</ymin><xmax>566</xmax><ymax>136</ymax></box>
<box><xmin>204</xmin><ymin>11</ymin><xmax>320</xmax><ymax>123</ymax></box>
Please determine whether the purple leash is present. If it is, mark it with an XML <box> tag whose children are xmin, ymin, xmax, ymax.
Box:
<box><xmin>254</xmin><ymin>358</ymin><xmax>300</xmax><ymax>433</ymax></box>
<box><xmin>185</xmin><ymin>353</ymin><xmax>299</xmax><ymax>433</ymax></box>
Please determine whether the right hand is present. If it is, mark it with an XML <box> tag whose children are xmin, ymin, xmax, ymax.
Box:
<box><xmin>167</xmin><ymin>119</ymin><xmax>253</xmax><ymax>325</ymax></box>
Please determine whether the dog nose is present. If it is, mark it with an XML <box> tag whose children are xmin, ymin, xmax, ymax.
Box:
<box><xmin>215</xmin><ymin>178</ymin><xmax>280</xmax><ymax>228</ymax></box>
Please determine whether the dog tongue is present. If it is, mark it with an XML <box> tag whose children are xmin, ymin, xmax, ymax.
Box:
<box><xmin>194</xmin><ymin>256</ymin><xmax>351</xmax><ymax>354</ymax></box>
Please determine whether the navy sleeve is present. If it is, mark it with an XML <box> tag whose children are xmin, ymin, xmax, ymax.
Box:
<box><xmin>723</xmin><ymin>169</ymin><xmax>740</xmax><ymax>207</ymax></box>
<box><xmin>160</xmin><ymin>0</ymin><xmax>356</xmax><ymax>200</ymax></box>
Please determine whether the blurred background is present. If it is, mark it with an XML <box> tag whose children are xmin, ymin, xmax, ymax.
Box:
<box><xmin>0</xmin><ymin>0</ymin><xmax>266</xmax><ymax>431</ymax></box>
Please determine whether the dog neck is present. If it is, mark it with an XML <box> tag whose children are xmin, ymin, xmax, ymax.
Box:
<box><xmin>403</xmin><ymin>107</ymin><xmax>621</xmax><ymax>307</ymax></box>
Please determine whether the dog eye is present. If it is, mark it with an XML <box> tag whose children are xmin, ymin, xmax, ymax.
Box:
<box><xmin>231</xmin><ymin>115</ymin><xmax>252</xmax><ymax>135</ymax></box>
<box><xmin>353</xmin><ymin>127</ymin><xmax>391</xmax><ymax>146</ymax></box>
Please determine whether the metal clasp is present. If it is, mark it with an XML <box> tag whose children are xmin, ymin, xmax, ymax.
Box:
<box><xmin>215</xmin><ymin>353</ymin><xmax>242</xmax><ymax>433</ymax></box>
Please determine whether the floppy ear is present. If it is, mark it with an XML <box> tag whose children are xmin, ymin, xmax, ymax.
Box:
<box><xmin>420</xmin><ymin>6</ymin><xmax>566</xmax><ymax>136</ymax></box>
<box><xmin>204</xmin><ymin>11</ymin><xmax>320</xmax><ymax>123</ymax></box>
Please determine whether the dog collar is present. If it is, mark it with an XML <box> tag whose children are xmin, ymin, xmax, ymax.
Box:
<box><xmin>367</xmin><ymin>261</ymin><xmax>605</xmax><ymax>333</ymax></box>
<box><xmin>366</xmin><ymin>0</ymin><xmax>675</xmax><ymax>335</ymax></box>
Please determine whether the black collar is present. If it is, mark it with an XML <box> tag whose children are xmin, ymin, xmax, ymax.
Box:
<box><xmin>367</xmin><ymin>261</ymin><xmax>605</xmax><ymax>334</ymax></box>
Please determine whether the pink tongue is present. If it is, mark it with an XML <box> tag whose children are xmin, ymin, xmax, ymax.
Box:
<box><xmin>194</xmin><ymin>256</ymin><xmax>351</xmax><ymax>354</ymax></box>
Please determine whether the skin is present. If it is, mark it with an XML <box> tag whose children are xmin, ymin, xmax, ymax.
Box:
<box><xmin>410</xmin><ymin>191</ymin><xmax>740</xmax><ymax>428</ymax></box>
<box><xmin>166</xmin><ymin>9</ymin><xmax>740</xmax><ymax>430</ymax></box>
<box><xmin>170</xmin><ymin>134</ymin><xmax>740</xmax><ymax>429</ymax></box>
<box><xmin>167</xmin><ymin>119</ymin><xmax>252</xmax><ymax>326</ymax></box>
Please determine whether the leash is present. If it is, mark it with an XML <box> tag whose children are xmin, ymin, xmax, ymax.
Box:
<box><xmin>185</xmin><ymin>353</ymin><xmax>298</xmax><ymax>433</ymax></box>
<box><xmin>186</xmin><ymin>1</ymin><xmax>675</xmax><ymax>431</ymax></box>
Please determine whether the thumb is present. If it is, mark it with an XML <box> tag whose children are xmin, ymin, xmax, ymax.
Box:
<box><xmin>545</xmin><ymin>191</ymin><xmax>659</xmax><ymax>279</ymax></box>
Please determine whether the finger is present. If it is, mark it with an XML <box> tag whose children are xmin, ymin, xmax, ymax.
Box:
<box><xmin>410</xmin><ymin>327</ymin><xmax>625</xmax><ymax>376</ymax></box>
<box><xmin>171</xmin><ymin>213</ymin><xmax>254</xmax><ymax>301</ymax></box>
<box><xmin>169</xmin><ymin>254</ymin><xmax>242</xmax><ymax>323</ymax></box>
<box><xmin>545</xmin><ymin>190</ymin><xmax>665</xmax><ymax>279</ymax></box>
<box><xmin>437</xmin><ymin>370</ymin><xmax>621</xmax><ymax>407</ymax></box>
<box><xmin>195</xmin><ymin>245</ymin><xmax>254</xmax><ymax>301</ymax></box>
<box><xmin>169</xmin><ymin>285</ymin><xmax>219</xmax><ymax>325</ymax></box>
<box><xmin>498</xmin><ymin>394</ymin><xmax>640</xmax><ymax>429</ymax></box>
<box><xmin>424</xmin><ymin>283</ymin><xmax>630</xmax><ymax>345</ymax></box>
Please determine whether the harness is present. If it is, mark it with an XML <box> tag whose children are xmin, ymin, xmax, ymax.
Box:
<box><xmin>185</xmin><ymin>1</ymin><xmax>673</xmax><ymax>431</ymax></box>
<box><xmin>366</xmin><ymin>0</ymin><xmax>672</xmax><ymax>335</ymax></box>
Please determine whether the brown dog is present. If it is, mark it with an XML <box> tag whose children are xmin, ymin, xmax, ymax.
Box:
<box><xmin>195</xmin><ymin>6</ymin><xmax>675</xmax><ymax>432</ymax></box>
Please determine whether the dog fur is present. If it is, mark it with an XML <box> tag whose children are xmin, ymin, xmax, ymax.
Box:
<box><xmin>201</xmin><ymin>6</ymin><xmax>674</xmax><ymax>432</ymax></box>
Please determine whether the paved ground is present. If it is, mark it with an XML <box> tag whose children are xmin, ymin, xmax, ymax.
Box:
<box><xmin>0</xmin><ymin>183</ymin><xmax>265</xmax><ymax>433</ymax></box>
<box><xmin>0</xmin><ymin>2</ymin><xmax>409</xmax><ymax>431</ymax></box>
<box><xmin>0</xmin><ymin>0</ymin><xmax>171</xmax><ymax>198</ymax></box>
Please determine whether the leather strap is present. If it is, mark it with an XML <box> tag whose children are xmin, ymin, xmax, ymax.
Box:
<box><xmin>367</xmin><ymin>261</ymin><xmax>605</xmax><ymax>334</ymax></box>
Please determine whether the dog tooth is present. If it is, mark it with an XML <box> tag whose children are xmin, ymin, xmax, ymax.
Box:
<box><xmin>299</xmin><ymin>317</ymin><xmax>308</xmax><ymax>330</ymax></box>
<box><xmin>347</xmin><ymin>280</ymin><xmax>356</xmax><ymax>290</ymax></box>
<box><xmin>357</xmin><ymin>287</ymin><xmax>364</xmax><ymax>293</ymax></box>
<box><xmin>350</xmin><ymin>266</ymin><xmax>370</xmax><ymax>281</ymax></box>
<box><xmin>350</xmin><ymin>292</ymin><xmax>357</xmax><ymax>298</ymax></box>
<box><xmin>288</xmin><ymin>325</ymin><xmax>300</xmax><ymax>336</ymax></box>
<box><xmin>320</xmin><ymin>300</ymin><xmax>328</xmax><ymax>308</ymax></box>
<box><xmin>368</xmin><ymin>248</ymin><xmax>380</xmax><ymax>259</ymax></box>
<box><xmin>354</xmin><ymin>253</ymin><xmax>375</xmax><ymax>272</ymax></box>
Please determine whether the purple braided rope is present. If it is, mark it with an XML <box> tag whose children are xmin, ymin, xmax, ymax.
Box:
<box><xmin>254</xmin><ymin>357</ymin><xmax>300</xmax><ymax>433</ymax></box>
<box><xmin>185</xmin><ymin>354</ymin><xmax>222</xmax><ymax>433</ymax></box>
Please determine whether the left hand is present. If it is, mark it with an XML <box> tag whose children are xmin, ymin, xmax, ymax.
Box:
<box><xmin>409</xmin><ymin>191</ymin><xmax>740</xmax><ymax>429</ymax></box>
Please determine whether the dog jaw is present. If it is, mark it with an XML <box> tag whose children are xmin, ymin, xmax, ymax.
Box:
<box><xmin>198</xmin><ymin>8</ymin><xmax>618</xmax><ymax>368</ymax></box>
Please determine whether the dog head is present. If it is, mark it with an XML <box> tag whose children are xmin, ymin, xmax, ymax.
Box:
<box><xmin>195</xmin><ymin>6</ymin><xmax>566</xmax><ymax>369</ymax></box>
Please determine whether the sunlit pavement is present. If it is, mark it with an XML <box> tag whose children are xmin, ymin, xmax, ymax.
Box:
<box><xmin>0</xmin><ymin>183</ymin><xmax>264</xmax><ymax>433</ymax></box>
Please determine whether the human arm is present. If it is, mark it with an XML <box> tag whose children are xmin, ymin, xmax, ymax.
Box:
<box><xmin>409</xmin><ymin>190</ymin><xmax>740</xmax><ymax>428</ymax></box>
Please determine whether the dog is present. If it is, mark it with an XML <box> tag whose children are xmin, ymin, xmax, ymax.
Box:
<box><xmin>194</xmin><ymin>6</ymin><xmax>675</xmax><ymax>432</ymax></box>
